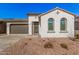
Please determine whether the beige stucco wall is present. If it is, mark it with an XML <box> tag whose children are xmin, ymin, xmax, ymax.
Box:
<box><xmin>39</xmin><ymin>10</ymin><xmax>75</xmax><ymax>38</ymax></box>
<box><xmin>28</xmin><ymin>9</ymin><xmax>75</xmax><ymax>38</ymax></box>
<box><xmin>28</xmin><ymin>16</ymin><xmax>39</xmax><ymax>35</ymax></box>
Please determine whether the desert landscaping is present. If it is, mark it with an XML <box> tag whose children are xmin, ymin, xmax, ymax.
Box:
<box><xmin>0</xmin><ymin>35</ymin><xmax>79</xmax><ymax>55</ymax></box>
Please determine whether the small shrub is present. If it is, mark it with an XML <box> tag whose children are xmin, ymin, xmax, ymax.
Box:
<box><xmin>44</xmin><ymin>42</ymin><xmax>53</xmax><ymax>48</ymax></box>
<box><xmin>48</xmin><ymin>39</ymin><xmax>49</xmax><ymax>40</ymax></box>
<box><xmin>25</xmin><ymin>43</ymin><xmax>27</xmax><ymax>45</ymax></box>
<box><xmin>29</xmin><ymin>38</ymin><xmax>32</xmax><ymax>40</ymax></box>
<box><xmin>43</xmin><ymin>40</ymin><xmax>45</xmax><ymax>42</ymax></box>
<box><xmin>71</xmin><ymin>38</ymin><xmax>75</xmax><ymax>41</ymax></box>
<box><xmin>60</xmin><ymin>43</ymin><xmax>68</xmax><ymax>50</ymax></box>
<box><xmin>75</xmin><ymin>34</ymin><xmax>79</xmax><ymax>39</ymax></box>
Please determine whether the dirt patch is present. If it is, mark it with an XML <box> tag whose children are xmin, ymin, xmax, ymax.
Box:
<box><xmin>0</xmin><ymin>38</ymin><xmax>79</xmax><ymax>55</ymax></box>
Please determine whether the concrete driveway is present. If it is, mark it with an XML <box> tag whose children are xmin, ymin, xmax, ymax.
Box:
<box><xmin>0</xmin><ymin>34</ymin><xmax>27</xmax><ymax>52</ymax></box>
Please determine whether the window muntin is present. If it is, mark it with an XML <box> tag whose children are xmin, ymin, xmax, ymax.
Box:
<box><xmin>48</xmin><ymin>18</ymin><xmax>54</xmax><ymax>31</ymax></box>
<box><xmin>60</xmin><ymin>18</ymin><xmax>67</xmax><ymax>31</ymax></box>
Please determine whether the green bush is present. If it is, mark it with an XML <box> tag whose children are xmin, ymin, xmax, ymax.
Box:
<box><xmin>44</xmin><ymin>42</ymin><xmax>53</xmax><ymax>48</ymax></box>
<box><xmin>60</xmin><ymin>43</ymin><xmax>68</xmax><ymax>50</ymax></box>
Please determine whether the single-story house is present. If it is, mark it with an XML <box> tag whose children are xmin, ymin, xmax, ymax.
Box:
<box><xmin>0</xmin><ymin>7</ymin><xmax>79</xmax><ymax>38</ymax></box>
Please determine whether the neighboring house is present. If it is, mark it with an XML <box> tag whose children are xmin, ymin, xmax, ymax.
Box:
<box><xmin>0</xmin><ymin>7</ymin><xmax>79</xmax><ymax>38</ymax></box>
<box><xmin>75</xmin><ymin>16</ymin><xmax>79</xmax><ymax>34</ymax></box>
<box><xmin>0</xmin><ymin>19</ymin><xmax>28</xmax><ymax>34</ymax></box>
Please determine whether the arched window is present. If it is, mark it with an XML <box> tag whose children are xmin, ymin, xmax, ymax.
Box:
<box><xmin>48</xmin><ymin>18</ymin><xmax>54</xmax><ymax>31</ymax></box>
<box><xmin>60</xmin><ymin>18</ymin><xmax>67</xmax><ymax>31</ymax></box>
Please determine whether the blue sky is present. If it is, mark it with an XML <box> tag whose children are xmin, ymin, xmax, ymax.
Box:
<box><xmin>0</xmin><ymin>3</ymin><xmax>79</xmax><ymax>19</ymax></box>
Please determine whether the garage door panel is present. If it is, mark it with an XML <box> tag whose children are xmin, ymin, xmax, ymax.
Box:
<box><xmin>10</xmin><ymin>24</ymin><xmax>28</xmax><ymax>34</ymax></box>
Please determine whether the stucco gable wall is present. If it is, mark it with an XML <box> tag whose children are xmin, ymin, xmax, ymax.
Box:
<box><xmin>39</xmin><ymin>10</ymin><xmax>75</xmax><ymax>38</ymax></box>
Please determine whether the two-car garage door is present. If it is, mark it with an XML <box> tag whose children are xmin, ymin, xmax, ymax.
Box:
<box><xmin>10</xmin><ymin>24</ymin><xmax>28</xmax><ymax>34</ymax></box>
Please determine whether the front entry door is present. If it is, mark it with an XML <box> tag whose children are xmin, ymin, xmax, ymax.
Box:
<box><xmin>32</xmin><ymin>22</ymin><xmax>39</xmax><ymax>35</ymax></box>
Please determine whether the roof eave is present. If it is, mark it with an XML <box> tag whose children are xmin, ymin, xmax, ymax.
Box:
<box><xmin>38</xmin><ymin>7</ymin><xmax>77</xmax><ymax>17</ymax></box>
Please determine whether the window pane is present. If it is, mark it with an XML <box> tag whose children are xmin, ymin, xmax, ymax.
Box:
<box><xmin>60</xmin><ymin>18</ymin><xmax>66</xmax><ymax>31</ymax></box>
<box><xmin>48</xmin><ymin>18</ymin><xmax>54</xmax><ymax>31</ymax></box>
